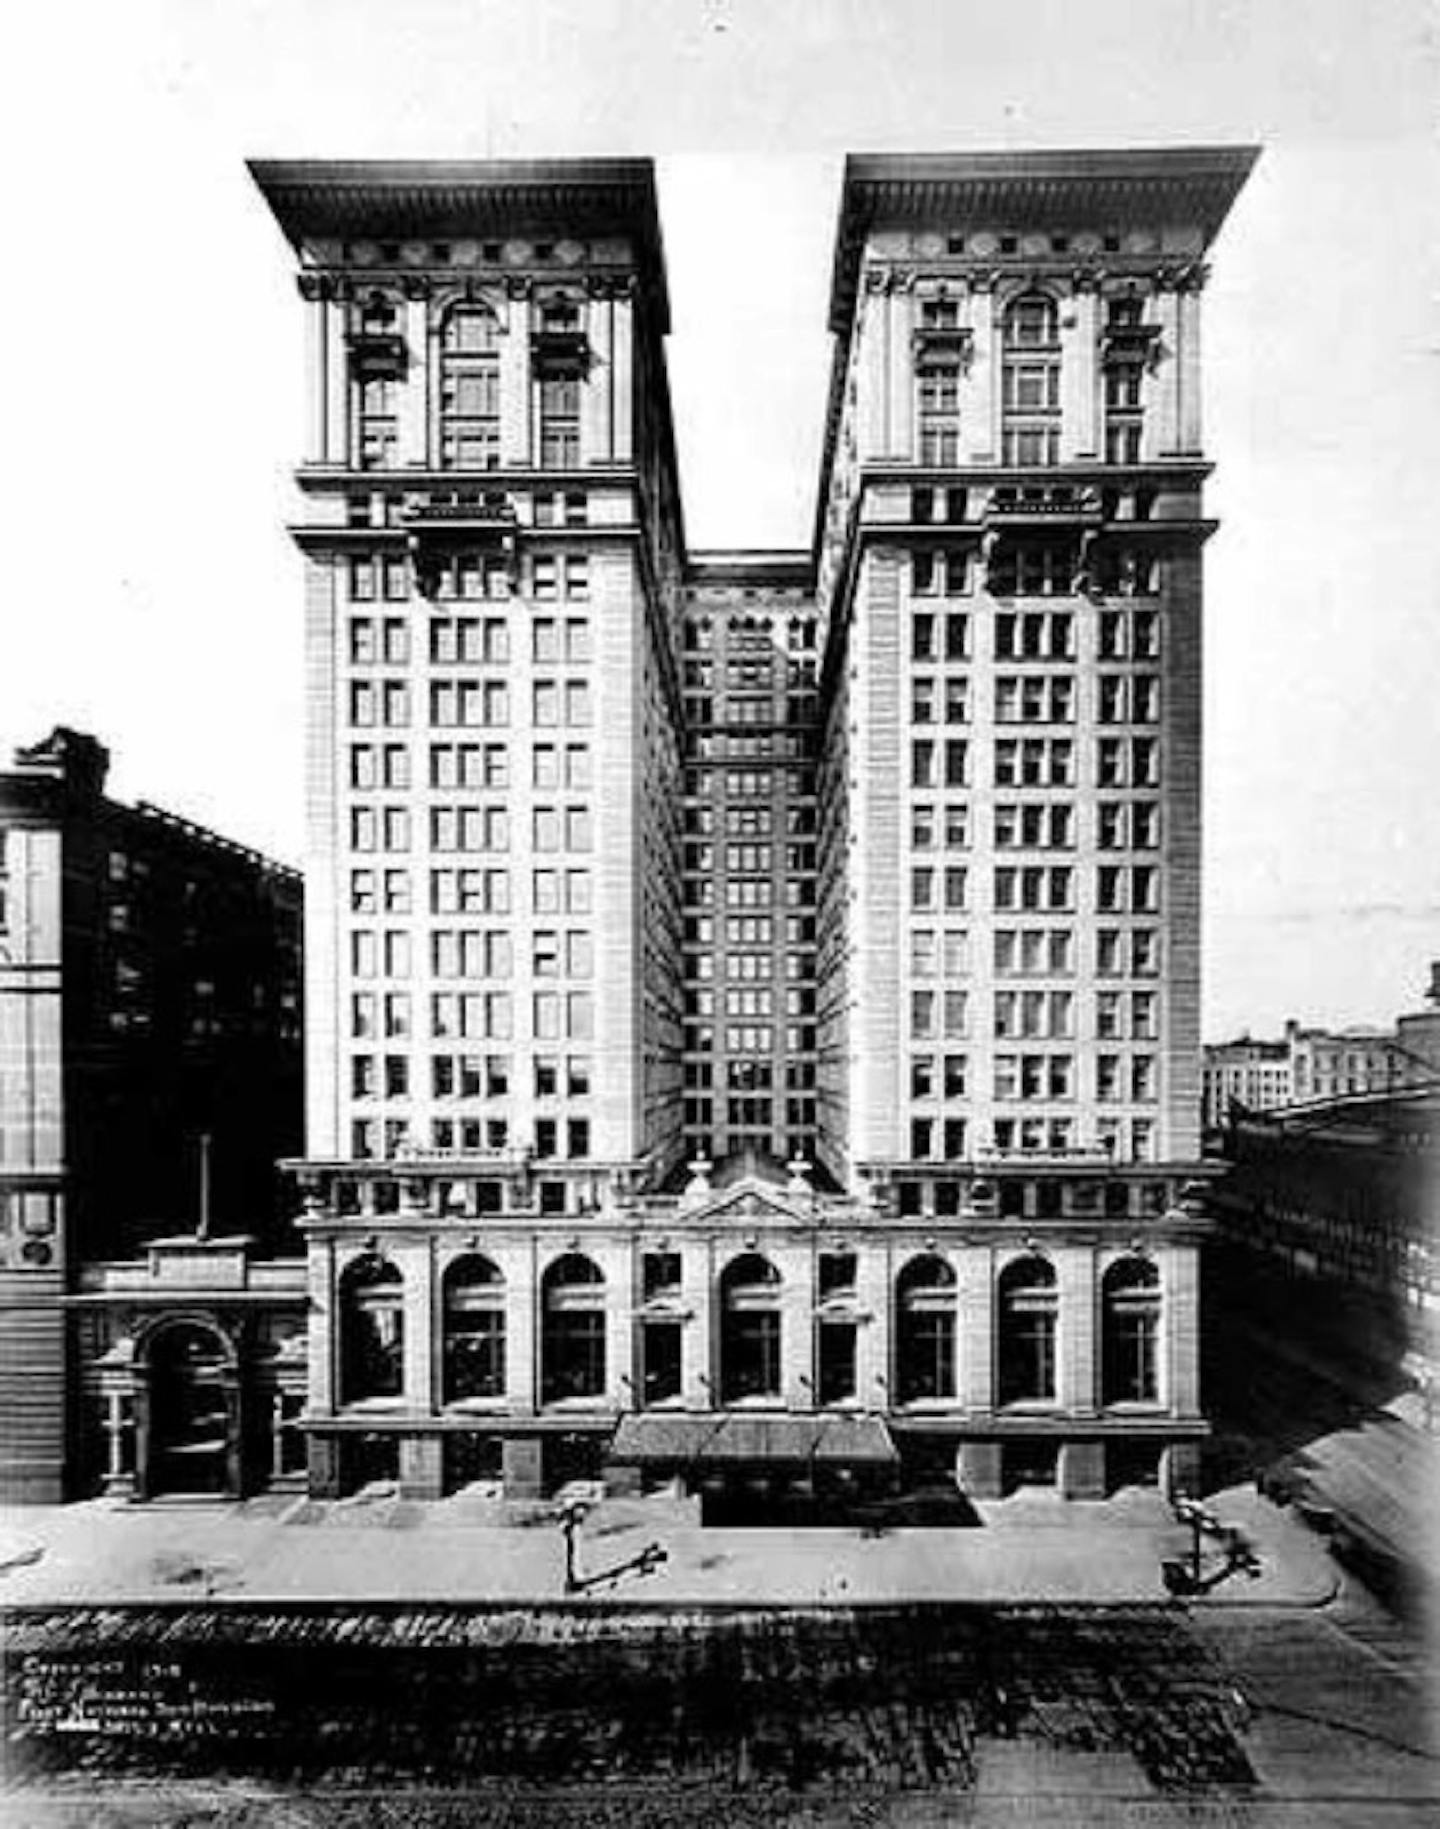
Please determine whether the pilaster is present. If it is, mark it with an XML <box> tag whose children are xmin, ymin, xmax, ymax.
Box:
<box><xmin>611</xmin><ymin>289</ymin><xmax>634</xmax><ymax>464</ymax></box>
<box><xmin>307</xmin><ymin>1237</ymin><xmax>336</xmax><ymax>1412</ymax></box>
<box><xmin>1066</xmin><ymin>283</ymin><xmax>1100</xmax><ymax>460</ymax></box>
<box><xmin>957</xmin><ymin>1247</ymin><xmax>994</xmax><ymax>1411</ymax></box>
<box><xmin>1057</xmin><ymin>1246</ymin><xmax>1097</xmax><ymax>1414</ymax></box>
<box><xmin>508</xmin><ymin>1239</ymin><xmax>537</xmax><ymax>1412</ymax></box>
<box><xmin>851</xmin><ymin>549</ymin><xmax>904</xmax><ymax>1161</ymax></box>
<box><xmin>581</xmin><ymin>290</ymin><xmax>611</xmax><ymax>464</ymax></box>
<box><xmin>885</xmin><ymin>284</ymin><xmax>915</xmax><ymax>461</ymax></box>
<box><xmin>1176</xmin><ymin>281</ymin><xmax>1204</xmax><ymax>455</ymax></box>
<box><xmin>682</xmin><ymin>1242</ymin><xmax>712</xmax><ymax>1408</ymax></box>
<box><xmin>855</xmin><ymin>1242</ymin><xmax>889</xmax><ymax>1409</ymax></box>
<box><xmin>324</xmin><ymin>297</ymin><xmax>348</xmax><ymax>465</ymax></box>
<box><xmin>1166</xmin><ymin>1244</ymin><xmax>1201</xmax><ymax>1415</ymax></box>
<box><xmin>1152</xmin><ymin>284</ymin><xmax>1181</xmax><ymax>457</ymax></box>
<box><xmin>500</xmin><ymin>285</ymin><xmax>531</xmax><ymax>466</ymax></box>
<box><xmin>777</xmin><ymin>1241</ymin><xmax>813</xmax><ymax>1410</ymax></box>
<box><xmin>966</xmin><ymin>283</ymin><xmax>998</xmax><ymax>462</ymax></box>
<box><xmin>399</xmin><ymin>291</ymin><xmax>428</xmax><ymax>466</ymax></box>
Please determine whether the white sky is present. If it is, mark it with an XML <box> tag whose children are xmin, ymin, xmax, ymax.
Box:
<box><xmin>2</xmin><ymin>0</ymin><xmax>1437</xmax><ymax>1039</ymax></box>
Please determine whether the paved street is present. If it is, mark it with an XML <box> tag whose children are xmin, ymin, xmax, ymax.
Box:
<box><xmin>3</xmin><ymin>1481</ymin><xmax>1436</xmax><ymax>1825</ymax></box>
<box><xmin>0</xmin><ymin>1483</ymin><xmax>1334</xmax><ymax>1609</ymax></box>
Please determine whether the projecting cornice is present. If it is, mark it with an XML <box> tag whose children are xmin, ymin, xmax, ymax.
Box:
<box><xmin>827</xmin><ymin>146</ymin><xmax>1260</xmax><ymax>333</ymax></box>
<box><xmin>248</xmin><ymin>158</ymin><xmax>671</xmax><ymax>332</ymax></box>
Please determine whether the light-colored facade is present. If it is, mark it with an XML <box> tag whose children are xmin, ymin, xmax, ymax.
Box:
<box><xmin>1201</xmin><ymin>1037</ymin><xmax>1292</xmax><ymax>1131</ymax></box>
<box><xmin>249</xmin><ymin>150</ymin><xmax>1255</xmax><ymax>1505</ymax></box>
<box><xmin>1203</xmin><ymin>969</ymin><xmax>1440</xmax><ymax>1132</ymax></box>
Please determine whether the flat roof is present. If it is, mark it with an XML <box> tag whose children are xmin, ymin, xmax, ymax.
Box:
<box><xmin>248</xmin><ymin>157</ymin><xmax>671</xmax><ymax>332</ymax></box>
<box><xmin>828</xmin><ymin>145</ymin><xmax>1261</xmax><ymax>333</ymax></box>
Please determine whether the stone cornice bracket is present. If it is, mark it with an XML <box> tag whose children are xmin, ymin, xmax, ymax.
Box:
<box><xmin>1177</xmin><ymin>260</ymin><xmax>1210</xmax><ymax>292</ymax></box>
<box><xmin>506</xmin><ymin>274</ymin><xmax>533</xmax><ymax>299</ymax></box>
<box><xmin>585</xmin><ymin>273</ymin><xmax>629</xmax><ymax>300</ymax></box>
<box><xmin>863</xmin><ymin>266</ymin><xmax>892</xmax><ymax>295</ymax></box>
<box><xmin>401</xmin><ymin>274</ymin><xmax>431</xmax><ymax>301</ymax></box>
<box><xmin>296</xmin><ymin>272</ymin><xmax>333</xmax><ymax>302</ymax></box>
<box><xmin>1070</xmin><ymin>267</ymin><xmax>1102</xmax><ymax>293</ymax></box>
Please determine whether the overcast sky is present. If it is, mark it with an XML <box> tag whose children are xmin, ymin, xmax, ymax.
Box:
<box><xmin>3</xmin><ymin>0</ymin><xmax>1437</xmax><ymax>1039</ymax></box>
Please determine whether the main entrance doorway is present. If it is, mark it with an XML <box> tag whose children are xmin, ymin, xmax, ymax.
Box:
<box><xmin>141</xmin><ymin>1321</ymin><xmax>238</xmax><ymax>1497</ymax></box>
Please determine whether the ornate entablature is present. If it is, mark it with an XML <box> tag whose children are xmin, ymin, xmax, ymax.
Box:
<box><xmin>252</xmin><ymin>158</ymin><xmax>669</xmax><ymax>329</ymax></box>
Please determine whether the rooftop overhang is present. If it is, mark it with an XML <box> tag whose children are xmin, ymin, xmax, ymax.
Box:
<box><xmin>827</xmin><ymin>145</ymin><xmax>1261</xmax><ymax>334</ymax></box>
<box><xmin>248</xmin><ymin>157</ymin><xmax>672</xmax><ymax>333</ymax></box>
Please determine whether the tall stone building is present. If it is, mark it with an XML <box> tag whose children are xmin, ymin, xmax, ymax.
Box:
<box><xmin>0</xmin><ymin>729</ymin><xmax>303</xmax><ymax>1501</ymax></box>
<box><xmin>250</xmin><ymin>148</ymin><xmax>1255</xmax><ymax>1504</ymax></box>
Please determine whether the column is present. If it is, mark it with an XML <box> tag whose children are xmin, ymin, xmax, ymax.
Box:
<box><xmin>1059</xmin><ymin>1440</ymin><xmax>1106</xmax><ymax>1499</ymax></box>
<box><xmin>399</xmin><ymin>289</ymin><xmax>429</xmax><ymax>467</ymax></box>
<box><xmin>1057</xmin><ymin>1246</ymin><xmax>1097</xmax><ymax>1415</ymax></box>
<box><xmin>324</xmin><ymin>295</ymin><xmax>348</xmax><ymax>465</ymax></box>
<box><xmin>957</xmin><ymin>1440</ymin><xmax>1001</xmax><ymax>1498</ymax></box>
<box><xmin>500</xmin><ymin>283</ymin><xmax>531</xmax><ymax>466</ymax></box>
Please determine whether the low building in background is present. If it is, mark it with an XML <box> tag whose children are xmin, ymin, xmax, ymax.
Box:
<box><xmin>1200</xmin><ymin>1036</ymin><xmax>1292</xmax><ymax>1132</ymax></box>
<box><xmin>0</xmin><ymin>729</ymin><xmax>303</xmax><ymax>1501</ymax></box>
<box><xmin>1203</xmin><ymin>968</ymin><xmax>1440</xmax><ymax>1136</ymax></box>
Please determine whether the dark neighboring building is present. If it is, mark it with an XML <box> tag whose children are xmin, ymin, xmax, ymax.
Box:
<box><xmin>0</xmin><ymin>729</ymin><xmax>303</xmax><ymax>1501</ymax></box>
<box><xmin>1217</xmin><ymin>1088</ymin><xmax>1440</xmax><ymax>1394</ymax></box>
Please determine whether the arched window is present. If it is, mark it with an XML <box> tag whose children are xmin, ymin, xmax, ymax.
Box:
<box><xmin>442</xmin><ymin>1254</ymin><xmax>506</xmax><ymax>1403</ymax></box>
<box><xmin>439</xmin><ymin>306</ymin><xmax>500</xmax><ymax>471</ymax></box>
<box><xmin>1001</xmin><ymin>294</ymin><xmax>1060</xmax><ymax>468</ymax></box>
<box><xmin>339</xmin><ymin>1255</ymin><xmax>405</xmax><ymax>1402</ymax></box>
<box><xmin>719</xmin><ymin>1253</ymin><xmax>782</xmax><ymax>1403</ymax></box>
<box><xmin>1101</xmin><ymin>1257</ymin><xmax>1161</xmax><ymax>1404</ymax></box>
<box><xmin>997</xmin><ymin>1255</ymin><xmax>1057</xmax><ymax>1404</ymax></box>
<box><xmin>540</xmin><ymin>1253</ymin><xmax>606</xmax><ymax>1402</ymax></box>
<box><xmin>895</xmin><ymin>1255</ymin><xmax>957</xmax><ymax>1403</ymax></box>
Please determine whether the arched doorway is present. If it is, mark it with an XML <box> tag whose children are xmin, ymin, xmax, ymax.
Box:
<box><xmin>718</xmin><ymin>1253</ymin><xmax>782</xmax><ymax>1404</ymax></box>
<box><xmin>141</xmin><ymin>1320</ymin><xmax>238</xmax><ymax>1498</ymax></box>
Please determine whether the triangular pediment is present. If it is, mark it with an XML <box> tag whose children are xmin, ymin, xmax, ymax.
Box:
<box><xmin>680</xmin><ymin>1176</ymin><xmax>813</xmax><ymax>1228</ymax></box>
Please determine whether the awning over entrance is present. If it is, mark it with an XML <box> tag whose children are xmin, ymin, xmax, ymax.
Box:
<box><xmin>611</xmin><ymin>1412</ymin><xmax>897</xmax><ymax>1467</ymax></box>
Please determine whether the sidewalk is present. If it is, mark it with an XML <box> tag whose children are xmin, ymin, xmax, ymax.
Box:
<box><xmin>0</xmin><ymin>1483</ymin><xmax>1336</xmax><ymax>1611</ymax></box>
